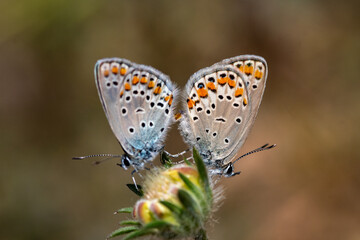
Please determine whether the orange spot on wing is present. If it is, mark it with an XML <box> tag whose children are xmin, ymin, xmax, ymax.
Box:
<box><xmin>132</xmin><ymin>76</ymin><xmax>139</xmax><ymax>85</ymax></box>
<box><xmin>235</xmin><ymin>88</ymin><xmax>244</xmax><ymax>97</ymax></box>
<box><xmin>245</xmin><ymin>65</ymin><xmax>254</xmax><ymax>75</ymax></box>
<box><xmin>197</xmin><ymin>88</ymin><xmax>208</xmax><ymax>98</ymax></box>
<box><xmin>239</xmin><ymin>65</ymin><xmax>244</xmax><ymax>73</ymax></box>
<box><xmin>228</xmin><ymin>79</ymin><xmax>236</xmax><ymax>88</ymax></box>
<box><xmin>120</xmin><ymin>68</ymin><xmax>126</xmax><ymax>75</ymax></box>
<box><xmin>243</xmin><ymin>97</ymin><xmax>248</xmax><ymax>106</ymax></box>
<box><xmin>168</xmin><ymin>95</ymin><xmax>173</xmax><ymax>106</ymax></box>
<box><xmin>174</xmin><ymin>112</ymin><xmax>182</xmax><ymax>120</ymax></box>
<box><xmin>255</xmin><ymin>70</ymin><xmax>263</xmax><ymax>79</ymax></box>
<box><xmin>111</xmin><ymin>66</ymin><xmax>118</xmax><ymax>74</ymax></box>
<box><xmin>120</xmin><ymin>90</ymin><xmax>124</xmax><ymax>97</ymax></box>
<box><xmin>148</xmin><ymin>81</ymin><xmax>155</xmax><ymax>89</ymax></box>
<box><xmin>125</xmin><ymin>83</ymin><xmax>131</xmax><ymax>91</ymax></box>
<box><xmin>153</xmin><ymin>86</ymin><xmax>162</xmax><ymax>95</ymax></box>
<box><xmin>104</xmin><ymin>69</ymin><xmax>110</xmax><ymax>77</ymax></box>
<box><xmin>207</xmin><ymin>82</ymin><xmax>216</xmax><ymax>91</ymax></box>
<box><xmin>187</xmin><ymin>98</ymin><xmax>194</xmax><ymax>109</ymax></box>
<box><xmin>140</xmin><ymin>77</ymin><xmax>148</xmax><ymax>84</ymax></box>
<box><xmin>165</xmin><ymin>96</ymin><xmax>170</xmax><ymax>101</ymax></box>
<box><xmin>217</xmin><ymin>77</ymin><xmax>229</xmax><ymax>85</ymax></box>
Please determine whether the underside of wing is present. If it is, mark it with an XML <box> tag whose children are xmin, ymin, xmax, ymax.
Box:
<box><xmin>95</xmin><ymin>58</ymin><xmax>177</xmax><ymax>161</ymax></box>
<box><xmin>218</xmin><ymin>55</ymin><xmax>268</xmax><ymax>163</ymax></box>
<box><xmin>179</xmin><ymin>65</ymin><xmax>252</xmax><ymax>165</ymax></box>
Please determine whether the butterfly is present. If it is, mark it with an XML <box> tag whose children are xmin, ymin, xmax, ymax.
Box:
<box><xmin>91</xmin><ymin>58</ymin><xmax>177</xmax><ymax>174</ymax></box>
<box><xmin>179</xmin><ymin>55</ymin><xmax>275</xmax><ymax>177</ymax></box>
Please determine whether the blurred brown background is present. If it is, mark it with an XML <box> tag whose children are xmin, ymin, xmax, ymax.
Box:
<box><xmin>1</xmin><ymin>0</ymin><xmax>359</xmax><ymax>239</ymax></box>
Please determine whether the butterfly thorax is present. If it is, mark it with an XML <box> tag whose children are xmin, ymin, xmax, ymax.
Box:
<box><xmin>126</xmin><ymin>145</ymin><xmax>159</xmax><ymax>166</ymax></box>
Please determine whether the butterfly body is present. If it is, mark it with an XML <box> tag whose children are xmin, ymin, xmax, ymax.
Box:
<box><xmin>179</xmin><ymin>55</ymin><xmax>268</xmax><ymax>176</ymax></box>
<box><xmin>95</xmin><ymin>58</ymin><xmax>177</xmax><ymax>170</ymax></box>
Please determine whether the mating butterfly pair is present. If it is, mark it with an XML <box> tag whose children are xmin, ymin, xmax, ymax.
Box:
<box><xmin>91</xmin><ymin>55</ymin><xmax>273</xmax><ymax>178</ymax></box>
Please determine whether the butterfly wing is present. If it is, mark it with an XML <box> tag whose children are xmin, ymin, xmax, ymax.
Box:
<box><xmin>218</xmin><ymin>55</ymin><xmax>268</xmax><ymax>164</ymax></box>
<box><xmin>179</xmin><ymin>65</ymin><xmax>251</xmax><ymax>166</ymax></box>
<box><xmin>180</xmin><ymin>55</ymin><xmax>268</xmax><ymax>166</ymax></box>
<box><xmin>95</xmin><ymin>58</ymin><xmax>177</xmax><ymax>163</ymax></box>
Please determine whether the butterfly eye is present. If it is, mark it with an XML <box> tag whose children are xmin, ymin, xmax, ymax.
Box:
<box><xmin>123</xmin><ymin>157</ymin><xmax>131</xmax><ymax>167</ymax></box>
<box><xmin>225</xmin><ymin>164</ymin><xmax>233</xmax><ymax>175</ymax></box>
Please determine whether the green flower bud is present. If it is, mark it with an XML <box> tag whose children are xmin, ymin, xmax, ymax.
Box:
<box><xmin>108</xmin><ymin>148</ymin><xmax>222</xmax><ymax>240</ymax></box>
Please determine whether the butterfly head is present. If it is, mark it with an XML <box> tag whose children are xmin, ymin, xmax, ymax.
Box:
<box><xmin>222</xmin><ymin>162</ymin><xmax>241</xmax><ymax>177</ymax></box>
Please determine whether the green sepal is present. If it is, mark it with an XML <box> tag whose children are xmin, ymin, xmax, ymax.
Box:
<box><xmin>114</xmin><ymin>207</ymin><xmax>133</xmax><ymax>214</ymax></box>
<box><xmin>126</xmin><ymin>184</ymin><xmax>143</xmax><ymax>197</ymax></box>
<box><xmin>159</xmin><ymin>200</ymin><xmax>183</xmax><ymax>216</ymax></box>
<box><xmin>123</xmin><ymin>229</ymin><xmax>157</xmax><ymax>240</ymax></box>
<box><xmin>123</xmin><ymin>220</ymin><xmax>171</xmax><ymax>240</ymax></box>
<box><xmin>119</xmin><ymin>220</ymin><xmax>142</xmax><ymax>226</ymax></box>
<box><xmin>178</xmin><ymin>189</ymin><xmax>201</xmax><ymax>221</ymax></box>
<box><xmin>178</xmin><ymin>172</ymin><xmax>208</xmax><ymax>215</ymax></box>
<box><xmin>106</xmin><ymin>226</ymin><xmax>138</xmax><ymax>239</ymax></box>
<box><xmin>193</xmin><ymin>147</ymin><xmax>212</xmax><ymax>202</ymax></box>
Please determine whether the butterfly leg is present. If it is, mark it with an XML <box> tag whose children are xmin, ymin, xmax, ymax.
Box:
<box><xmin>131</xmin><ymin>169</ymin><xmax>140</xmax><ymax>191</ymax></box>
<box><xmin>163</xmin><ymin>148</ymin><xmax>190</xmax><ymax>158</ymax></box>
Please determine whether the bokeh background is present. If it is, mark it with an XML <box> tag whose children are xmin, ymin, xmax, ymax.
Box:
<box><xmin>1</xmin><ymin>0</ymin><xmax>359</xmax><ymax>239</ymax></box>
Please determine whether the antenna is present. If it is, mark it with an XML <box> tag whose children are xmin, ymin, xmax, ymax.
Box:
<box><xmin>232</xmin><ymin>143</ymin><xmax>276</xmax><ymax>165</ymax></box>
<box><xmin>72</xmin><ymin>154</ymin><xmax>121</xmax><ymax>165</ymax></box>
